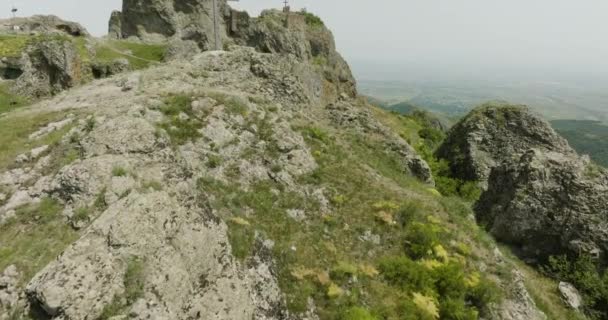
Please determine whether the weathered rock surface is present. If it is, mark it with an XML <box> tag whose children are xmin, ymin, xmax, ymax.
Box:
<box><xmin>5</xmin><ymin>39</ymin><xmax>430</xmax><ymax>319</ymax></box>
<box><xmin>110</xmin><ymin>0</ymin><xmax>230</xmax><ymax>48</ymax></box>
<box><xmin>437</xmin><ymin>103</ymin><xmax>574</xmax><ymax>188</ymax></box>
<box><xmin>442</xmin><ymin>103</ymin><xmax>608</xmax><ymax>265</ymax></box>
<box><xmin>558</xmin><ymin>281</ymin><xmax>582</xmax><ymax>310</ymax></box>
<box><xmin>0</xmin><ymin>265</ymin><xmax>22</xmax><ymax>319</ymax></box>
<box><xmin>231</xmin><ymin>9</ymin><xmax>357</xmax><ymax>101</ymax></box>
<box><xmin>476</xmin><ymin>148</ymin><xmax>608</xmax><ymax>262</ymax></box>
<box><xmin>0</xmin><ymin>15</ymin><xmax>88</xmax><ymax>36</ymax></box>
<box><xmin>11</xmin><ymin>39</ymin><xmax>89</xmax><ymax>97</ymax></box>
<box><xmin>490</xmin><ymin>270</ymin><xmax>547</xmax><ymax>320</ymax></box>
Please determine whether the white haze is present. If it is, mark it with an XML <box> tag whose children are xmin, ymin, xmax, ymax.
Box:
<box><xmin>3</xmin><ymin>0</ymin><xmax>608</xmax><ymax>85</ymax></box>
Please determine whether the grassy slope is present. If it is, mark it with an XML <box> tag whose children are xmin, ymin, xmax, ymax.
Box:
<box><xmin>93</xmin><ymin>40</ymin><xmax>167</xmax><ymax>70</ymax></box>
<box><xmin>195</xmin><ymin>98</ymin><xmax>534</xmax><ymax>319</ymax></box>
<box><xmin>0</xmin><ymin>83</ymin><xmax>29</xmax><ymax>115</ymax></box>
<box><xmin>0</xmin><ymin>106</ymin><xmax>84</xmax><ymax>289</ymax></box>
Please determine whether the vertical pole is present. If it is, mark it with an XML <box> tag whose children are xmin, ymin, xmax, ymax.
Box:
<box><xmin>212</xmin><ymin>0</ymin><xmax>222</xmax><ymax>50</ymax></box>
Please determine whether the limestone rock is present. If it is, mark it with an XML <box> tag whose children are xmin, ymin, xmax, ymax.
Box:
<box><xmin>490</xmin><ymin>270</ymin><xmax>546</xmax><ymax>320</ymax></box>
<box><xmin>13</xmin><ymin>39</ymin><xmax>89</xmax><ymax>97</ymax></box>
<box><xmin>91</xmin><ymin>58</ymin><xmax>130</xmax><ymax>79</ymax></box>
<box><xmin>0</xmin><ymin>15</ymin><xmax>88</xmax><ymax>36</ymax></box>
<box><xmin>0</xmin><ymin>265</ymin><xmax>22</xmax><ymax>318</ymax></box>
<box><xmin>26</xmin><ymin>191</ymin><xmax>285</xmax><ymax>319</ymax></box>
<box><xmin>231</xmin><ymin>9</ymin><xmax>356</xmax><ymax>100</ymax></box>
<box><xmin>476</xmin><ymin>148</ymin><xmax>608</xmax><ymax>263</ymax></box>
<box><xmin>558</xmin><ymin>282</ymin><xmax>582</xmax><ymax>309</ymax></box>
<box><xmin>112</xmin><ymin>0</ymin><xmax>230</xmax><ymax>49</ymax></box>
<box><xmin>437</xmin><ymin>103</ymin><xmax>573</xmax><ymax>189</ymax></box>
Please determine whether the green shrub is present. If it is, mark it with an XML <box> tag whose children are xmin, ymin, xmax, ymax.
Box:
<box><xmin>341</xmin><ymin>306</ymin><xmax>377</xmax><ymax>320</ymax></box>
<box><xmin>206</xmin><ymin>155</ymin><xmax>223</xmax><ymax>168</ymax></box>
<box><xmin>301</xmin><ymin>11</ymin><xmax>325</xmax><ymax>27</ymax></box>
<box><xmin>379</xmin><ymin>256</ymin><xmax>434</xmax><ymax>292</ymax></box>
<box><xmin>418</xmin><ymin>128</ymin><xmax>445</xmax><ymax>148</ymax></box>
<box><xmin>439</xmin><ymin>298</ymin><xmax>478</xmax><ymax>320</ymax></box>
<box><xmin>395</xmin><ymin>201</ymin><xmax>424</xmax><ymax>226</ymax></box>
<box><xmin>331</xmin><ymin>262</ymin><xmax>358</xmax><ymax>282</ymax></box>
<box><xmin>404</xmin><ymin>223</ymin><xmax>440</xmax><ymax>259</ymax></box>
<box><xmin>84</xmin><ymin>117</ymin><xmax>96</xmax><ymax>132</ymax></box>
<box><xmin>544</xmin><ymin>255</ymin><xmax>608</xmax><ymax>316</ymax></box>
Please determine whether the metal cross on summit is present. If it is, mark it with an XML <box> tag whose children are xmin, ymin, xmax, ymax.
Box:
<box><xmin>283</xmin><ymin>0</ymin><xmax>290</xmax><ymax>12</ymax></box>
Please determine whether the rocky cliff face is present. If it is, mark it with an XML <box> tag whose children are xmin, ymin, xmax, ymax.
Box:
<box><xmin>439</xmin><ymin>103</ymin><xmax>608</xmax><ymax>265</ymax></box>
<box><xmin>230</xmin><ymin>10</ymin><xmax>357</xmax><ymax>100</ymax></box>
<box><xmin>109</xmin><ymin>0</ymin><xmax>230</xmax><ymax>47</ymax></box>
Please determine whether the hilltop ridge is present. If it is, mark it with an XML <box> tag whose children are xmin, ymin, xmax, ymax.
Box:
<box><xmin>0</xmin><ymin>1</ymin><xmax>602</xmax><ymax>320</ymax></box>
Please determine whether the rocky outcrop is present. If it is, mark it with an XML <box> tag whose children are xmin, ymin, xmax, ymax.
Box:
<box><xmin>12</xmin><ymin>39</ymin><xmax>89</xmax><ymax>97</ymax></box>
<box><xmin>109</xmin><ymin>0</ymin><xmax>230</xmax><ymax>48</ymax></box>
<box><xmin>231</xmin><ymin>10</ymin><xmax>357</xmax><ymax>101</ymax></box>
<box><xmin>441</xmin><ymin>103</ymin><xmax>608</xmax><ymax>265</ymax></box>
<box><xmin>0</xmin><ymin>16</ymin><xmax>91</xmax><ymax>97</ymax></box>
<box><xmin>476</xmin><ymin>148</ymin><xmax>608</xmax><ymax>263</ymax></box>
<box><xmin>437</xmin><ymin>103</ymin><xmax>573</xmax><ymax>188</ymax></box>
<box><xmin>0</xmin><ymin>15</ymin><xmax>88</xmax><ymax>36</ymax></box>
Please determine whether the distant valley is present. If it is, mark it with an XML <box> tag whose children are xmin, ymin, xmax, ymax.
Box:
<box><xmin>361</xmin><ymin>80</ymin><xmax>608</xmax><ymax>167</ymax></box>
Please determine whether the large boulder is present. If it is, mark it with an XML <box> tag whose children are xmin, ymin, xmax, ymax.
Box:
<box><xmin>476</xmin><ymin>148</ymin><xmax>608</xmax><ymax>263</ymax></box>
<box><xmin>109</xmin><ymin>0</ymin><xmax>230</xmax><ymax>49</ymax></box>
<box><xmin>436</xmin><ymin>103</ymin><xmax>573</xmax><ymax>188</ymax></box>
<box><xmin>441</xmin><ymin>103</ymin><xmax>608</xmax><ymax>264</ymax></box>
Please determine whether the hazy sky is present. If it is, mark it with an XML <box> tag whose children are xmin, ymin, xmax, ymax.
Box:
<box><xmin>3</xmin><ymin>0</ymin><xmax>608</xmax><ymax>83</ymax></box>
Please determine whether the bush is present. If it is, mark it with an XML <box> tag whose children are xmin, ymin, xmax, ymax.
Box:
<box><xmin>341</xmin><ymin>307</ymin><xmax>376</xmax><ymax>320</ymax></box>
<box><xmin>544</xmin><ymin>255</ymin><xmax>608</xmax><ymax>316</ymax></box>
<box><xmin>301</xmin><ymin>11</ymin><xmax>324</xmax><ymax>27</ymax></box>
<box><xmin>379</xmin><ymin>256</ymin><xmax>434</xmax><ymax>292</ymax></box>
<box><xmin>404</xmin><ymin>223</ymin><xmax>440</xmax><ymax>259</ymax></box>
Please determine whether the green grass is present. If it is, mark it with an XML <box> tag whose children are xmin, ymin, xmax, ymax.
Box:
<box><xmin>0</xmin><ymin>83</ymin><xmax>29</xmax><ymax>115</ymax></box>
<box><xmin>208</xmin><ymin>92</ymin><xmax>249</xmax><ymax>117</ymax></box>
<box><xmin>0</xmin><ymin>35</ymin><xmax>32</xmax><ymax>58</ymax></box>
<box><xmin>0</xmin><ymin>34</ymin><xmax>90</xmax><ymax>61</ymax></box>
<box><xmin>99</xmin><ymin>257</ymin><xmax>145</xmax><ymax>319</ymax></box>
<box><xmin>0</xmin><ymin>111</ymin><xmax>75</xmax><ymax>172</ymax></box>
<box><xmin>0</xmin><ymin>198</ymin><xmax>78</xmax><ymax>284</ymax></box>
<box><xmin>93</xmin><ymin>40</ymin><xmax>167</xmax><ymax>70</ymax></box>
<box><xmin>195</xmin><ymin>112</ymin><xmax>503</xmax><ymax>319</ymax></box>
<box><xmin>112</xmin><ymin>166</ymin><xmax>128</xmax><ymax>177</ymax></box>
<box><xmin>157</xmin><ymin>94</ymin><xmax>204</xmax><ymax>145</ymax></box>
<box><xmin>300</xmin><ymin>12</ymin><xmax>325</xmax><ymax>27</ymax></box>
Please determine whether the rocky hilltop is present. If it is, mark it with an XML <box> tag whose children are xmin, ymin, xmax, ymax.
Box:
<box><xmin>1</xmin><ymin>1</ymin><xmax>600</xmax><ymax>320</ymax></box>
